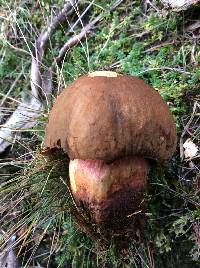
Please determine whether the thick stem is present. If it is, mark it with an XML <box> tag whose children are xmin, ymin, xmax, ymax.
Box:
<box><xmin>69</xmin><ymin>156</ymin><xmax>149</xmax><ymax>225</ymax></box>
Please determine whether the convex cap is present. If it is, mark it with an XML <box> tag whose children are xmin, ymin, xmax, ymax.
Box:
<box><xmin>44</xmin><ymin>71</ymin><xmax>177</xmax><ymax>162</ymax></box>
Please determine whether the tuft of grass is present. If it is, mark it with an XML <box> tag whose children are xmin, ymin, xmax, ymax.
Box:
<box><xmin>0</xmin><ymin>149</ymin><xmax>153</xmax><ymax>267</ymax></box>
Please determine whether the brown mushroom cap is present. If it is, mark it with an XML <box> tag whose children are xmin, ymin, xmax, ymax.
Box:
<box><xmin>44</xmin><ymin>71</ymin><xmax>177</xmax><ymax>162</ymax></box>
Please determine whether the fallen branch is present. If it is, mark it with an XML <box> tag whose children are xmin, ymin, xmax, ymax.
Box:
<box><xmin>56</xmin><ymin>14</ymin><xmax>102</xmax><ymax>63</ymax></box>
<box><xmin>36</xmin><ymin>0</ymin><xmax>77</xmax><ymax>59</ymax></box>
<box><xmin>0</xmin><ymin>1</ymin><xmax>76</xmax><ymax>153</ymax></box>
<box><xmin>0</xmin><ymin>0</ymin><xmax>123</xmax><ymax>153</ymax></box>
<box><xmin>161</xmin><ymin>0</ymin><xmax>200</xmax><ymax>11</ymax></box>
<box><xmin>31</xmin><ymin>0</ymin><xmax>77</xmax><ymax>99</ymax></box>
<box><xmin>56</xmin><ymin>0</ymin><xmax>123</xmax><ymax>64</ymax></box>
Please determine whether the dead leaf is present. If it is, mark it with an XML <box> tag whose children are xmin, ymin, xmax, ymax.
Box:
<box><xmin>183</xmin><ymin>138</ymin><xmax>199</xmax><ymax>158</ymax></box>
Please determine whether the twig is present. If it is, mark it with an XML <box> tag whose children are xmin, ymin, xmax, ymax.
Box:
<box><xmin>137</xmin><ymin>66</ymin><xmax>192</xmax><ymax>76</ymax></box>
<box><xmin>6</xmin><ymin>42</ymin><xmax>30</xmax><ymax>56</ymax></box>
<box><xmin>37</xmin><ymin>0</ymin><xmax>77</xmax><ymax>56</ymax></box>
<box><xmin>161</xmin><ymin>0</ymin><xmax>200</xmax><ymax>11</ymax></box>
<box><xmin>186</xmin><ymin>21</ymin><xmax>200</xmax><ymax>32</ymax></box>
<box><xmin>66</xmin><ymin>0</ymin><xmax>95</xmax><ymax>34</ymax></box>
<box><xmin>147</xmin><ymin>242</ymin><xmax>155</xmax><ymax>268</ymax></box>
<box><xmin>193</xmin><ymin>221</ymin><xmax>200</xmax><ymax>247</ymax></box>
<box><xmin>146</xmin><ymin>0</ymin><xmax>160</xmax><ymax>13</ymax></box>
<box><xmin>56</xmin><ymin>15</ymin><xmax>102</xmax><ymax>63</ymax></box>
<box><xmin>56</xmin><ymin>0</ymin><xmax>123</xmax><ymax>63</ymax></box>
<box><xmin>109</xmin><ymin>60</ymin><xmax>121</xmax><ymax>69</ymax></box>
<box><xmin>131</xmin><ymin>30</ymin><xmax>151</xmax><ymax>38</ymax></box>
<box><xmin>143</xmin><ymin>40</ymin><xmax>177</xmax><ymax>53</ymax></box>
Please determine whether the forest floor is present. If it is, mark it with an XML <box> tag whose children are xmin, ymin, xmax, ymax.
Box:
<box><xmin>0</xmin><ymin>1</ymin><xmax>200</xmax><ymax>267</ymax></box>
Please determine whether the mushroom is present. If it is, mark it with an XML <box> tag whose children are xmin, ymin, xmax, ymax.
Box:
<box><xmin>44</xmin><ymin>71</ymin><xmax>177</xmax><ymax>229</ymax></box>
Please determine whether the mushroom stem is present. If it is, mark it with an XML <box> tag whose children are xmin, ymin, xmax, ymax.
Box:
<box><xmin>69</xmin><ymin>156</ymin><xmax>149</xmax><ymax>225</ymax></box>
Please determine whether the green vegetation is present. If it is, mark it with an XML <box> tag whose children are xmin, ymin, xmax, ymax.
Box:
<box><xmin>0</xmin><ymin>0</ymin><xmax>199</xmax><ymax>267</ymax></box>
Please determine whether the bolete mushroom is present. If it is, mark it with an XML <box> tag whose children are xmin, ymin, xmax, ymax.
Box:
<box><xmin>44</xmin><ymin>71</ymin><xmax>176</xmax><ymax>230</ymax></box>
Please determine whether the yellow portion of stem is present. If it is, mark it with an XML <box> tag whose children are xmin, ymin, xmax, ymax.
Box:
<box><xmin>69</xmin><ymin>159</ymin><xmax>78</xmax><ymax>193</ymax></box>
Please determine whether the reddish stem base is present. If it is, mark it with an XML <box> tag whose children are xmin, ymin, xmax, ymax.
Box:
<box><xmin>69</xmin><ymin>156</ymin><xmax>149</xmax><ymax>227</ymax></box>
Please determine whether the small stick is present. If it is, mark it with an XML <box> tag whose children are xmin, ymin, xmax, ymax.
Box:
<box><xmin>56</xmin><ymin>0</ymin><xmax>123</xmax><ymax>64</ymax></box>
<box><xmin>137</xmin><ymin>66</ymin><xmax>192</xmax><ymax>76</ymax></box>
<box><xmin>56</xmin><ymin>15</ymin><xmax>102</xmax><ymax>63</ymax></box>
